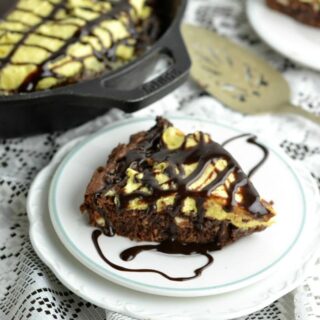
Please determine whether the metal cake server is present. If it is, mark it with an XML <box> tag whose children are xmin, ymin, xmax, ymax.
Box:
<box><xmin>182</xmin><ymin>24</ymin><xmax>320</xmax><ymax>125</ymax></box>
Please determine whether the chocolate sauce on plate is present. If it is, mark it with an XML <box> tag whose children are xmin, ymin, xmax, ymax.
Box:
<box><xmin>92</xmin><ymin>229</ymin><xmax>214</xmax><ymax>282</ymax></box>
<box><xmin>221</xmin><ymin>133</ymin><xmax>269</xmax><ymax>179</ymax></box>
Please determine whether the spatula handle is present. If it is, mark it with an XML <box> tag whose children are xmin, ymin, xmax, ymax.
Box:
<box><xmin>275</xmin><ymin>103</ymin><xmax>320</xmax><ymax>126</ymax></box>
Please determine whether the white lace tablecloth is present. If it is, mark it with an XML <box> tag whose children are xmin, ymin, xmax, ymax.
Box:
<box><xmin>1</xmin><ymin>0</ymin><xmax>320</xmax><ymax>319</ymax></box>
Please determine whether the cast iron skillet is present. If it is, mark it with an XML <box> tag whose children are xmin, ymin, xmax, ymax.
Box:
<box><xmin>0</xmin><ymin>0</ymin><xmax>190</xmax><ymax>137</ymax></box>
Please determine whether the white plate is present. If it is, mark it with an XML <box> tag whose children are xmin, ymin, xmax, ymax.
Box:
<box><xmin>27</xmin><ymin>135</ymin><xmax>320</xmax><ymax>320</ymax></box>
<box><xmin>48</xmin><ymin>116</ymin><xmax>314</xmax><ymax>297</ymax></box>
<box><xmin>247</xmin><ymin>0</ymin><xmax>320</xmax><ymax>71</ymax></box>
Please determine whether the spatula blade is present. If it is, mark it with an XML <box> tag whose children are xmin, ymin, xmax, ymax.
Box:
<box><xmin>182</xmin><ymin>24</ymin><xmax>290</xmax><ymax>114</ymax></box>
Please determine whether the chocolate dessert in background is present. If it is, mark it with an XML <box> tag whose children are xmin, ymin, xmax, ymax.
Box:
<box><xmin>266</xmin><ymin>0</ymin><xmax>320</xmax><ymax>27</ymax></box>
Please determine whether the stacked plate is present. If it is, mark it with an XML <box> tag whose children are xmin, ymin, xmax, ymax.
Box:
<box><xmin>27</xmin><ymin>116</ymin><xmax>320</xmax><ymax>320</ymax></box>
<box><xmin>247</xmin><ymin>0</ymin><xmax>320</xmax><ymax>71</ymax></box>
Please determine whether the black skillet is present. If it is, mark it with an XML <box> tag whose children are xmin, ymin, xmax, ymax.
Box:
<box><xmin>0</xmin><ymin>0</ymin><xmax>190</xmax><ymax>137</ymax></box>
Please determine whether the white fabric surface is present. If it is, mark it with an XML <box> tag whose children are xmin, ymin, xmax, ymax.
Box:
<box><xmin>1</xmin><ymin>0</ymin><xmax>320</xmax><ymax>319</ymax></box>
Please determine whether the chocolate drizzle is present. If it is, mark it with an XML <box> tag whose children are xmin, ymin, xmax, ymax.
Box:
<box><xmin>90</xmin><ymin>120</ymin><xmax>272</xmax><ymax>282</ymax></box>
<box><xmin>0</xmin><ymin>0</ymin><xmax>159</xmax><ymax>93</ymax></box>
<box><xmin>106</xmin><ymin>121</ymin><xmax>270</xmax><ymax>241</ymax></box>
<box><xmin>92</xmin><ymin>229</ymin><xmax>214</xmax><ymax>282</ymax></box>
<box><xmin>221</xmin><ymin>133</ymin><xmax>269</xmax><ymax>179</ymax></box>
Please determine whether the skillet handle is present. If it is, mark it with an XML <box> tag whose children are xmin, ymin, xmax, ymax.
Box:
<box><xmin>74</xmin><ymin>28</ymin><xmax>191</xmax><ymax>112</ymax></box>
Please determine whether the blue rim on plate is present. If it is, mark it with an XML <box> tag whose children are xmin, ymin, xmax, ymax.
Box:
<box><xmin>48</xmin><ymin>116</ymin><xmax>306</xmax><ymax>294</ymax></box>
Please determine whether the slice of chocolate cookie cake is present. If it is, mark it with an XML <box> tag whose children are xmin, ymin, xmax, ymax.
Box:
<box><xmin>81</xmin><ymin>117</ymin><xmax>275</xmax><ymax>250</ymax></box>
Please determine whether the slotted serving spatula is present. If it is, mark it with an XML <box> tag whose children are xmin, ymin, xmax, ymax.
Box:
<box><xmin>182</xmin><ymin>24</ymin><xmax>320</xmax><ymax>125</ymax></box>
